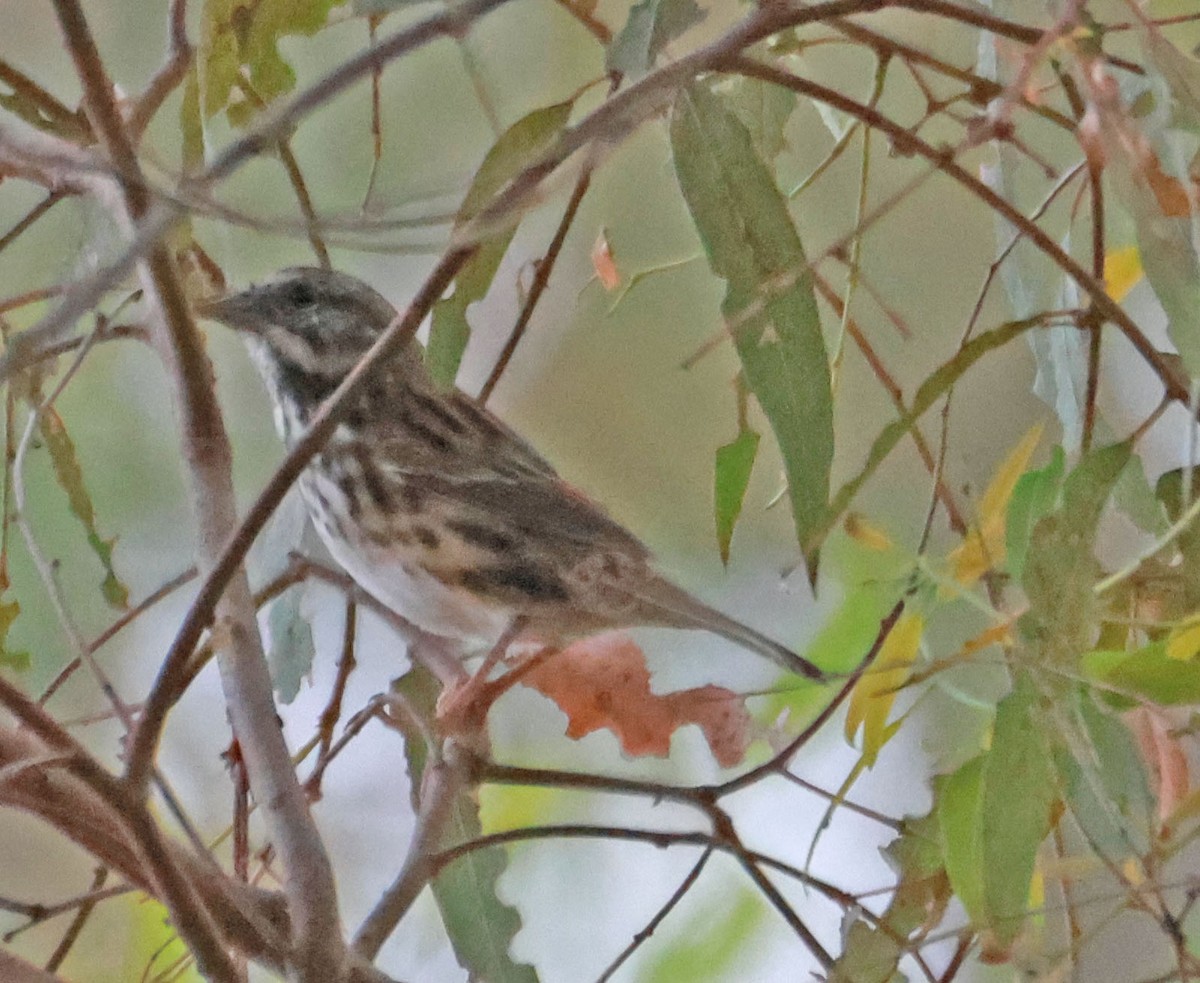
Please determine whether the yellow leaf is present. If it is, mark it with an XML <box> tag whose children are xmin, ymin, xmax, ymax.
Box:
<box><xmin>844</xmin><ymin>512</ymin><xmax>893</xmax><ymax>552</ymax></box>
<box><xmin>959</xmin><ymin>620</ymin><xmax>1015</xmax><ymax>658</ymax></box>
<box><xmin>1166</xmin><ymin>616</ymin><xmax>1200</xmax><ymax>662</ymax></box>
<box><xmin>1104</xmin><ymin>246</ymin><xmax>1143</xmax><ymax>302</ymax></box>
<box><xmin>479</xmin><ymin>784</ymin><xmax>561</xmax><ymax>833</ymax></box>
<box><xmin>844</xmin><ymin>612</ymin><xmax>922</xmax><ymax>766</ymax></box>
<box><xmin>950</xmin><ymin>424</ymin><xmax>1044</xmax><ymax>584</ymax></box>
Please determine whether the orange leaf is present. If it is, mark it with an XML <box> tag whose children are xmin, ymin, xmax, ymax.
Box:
<box><xmin>591</xmin><ymin>229</ymin><xmax>621</xmax><ymax>291</ymax></box>
<box><xmin>1140</xmin><ymin>150</ymin><xmax>1194</xmax><ymax>217</ymax></box>
<box><xmin>521</xmin><ymin>632</ymin><xmax>752</xmax><ymax>767</ymax></box>
<box><xmin>844</xmin><ymin>512</ymin><xmax>893</xmax><ymax>552</ymax></box>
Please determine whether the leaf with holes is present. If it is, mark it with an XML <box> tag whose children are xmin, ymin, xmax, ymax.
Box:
<box><xmin>832</xmin><ymin>811</ymin><xmax>949</xmax><ymax>983</ymax></box>
<box><xmin>1021</xmin><ymin>442</ymin><xmax>1129</xmax><ymax>666</ymax></box>
<box><xmin>672</xmin><ymin>84</ymin><xmax>833</xmax><ymax>576</ymax></box>
<box><xmin>197</xmin><ymin>0</ymin><xmax>342</xmax><ymax>125</ymax></box>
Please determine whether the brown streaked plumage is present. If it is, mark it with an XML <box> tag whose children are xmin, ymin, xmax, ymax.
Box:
<box><xmin>201</xmin><ymin>267</ymin><xmax>825</xmax><ymax>681</ymax></box>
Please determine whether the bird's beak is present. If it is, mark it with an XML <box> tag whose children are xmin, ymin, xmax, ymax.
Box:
<box><xmin>195</xmin><ymin>290</ymin><xmax>259</xmax><ymax>333</ymax></box>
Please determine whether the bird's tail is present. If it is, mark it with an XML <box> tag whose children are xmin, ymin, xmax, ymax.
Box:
<box><xmin>631</xmin><ymin>577</ymin><xmax>826</xmax><ymax>681</ymax></box>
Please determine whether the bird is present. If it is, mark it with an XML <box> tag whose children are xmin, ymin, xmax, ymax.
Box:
<box><xmin>200</xmin><ymin>266</ymin><xmax>825</xmax><ymax>681</ymax></box>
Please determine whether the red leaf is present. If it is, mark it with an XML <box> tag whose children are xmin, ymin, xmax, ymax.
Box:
<box><xmin>521</xmin><ymin>632</ymin><xmax>752</xmax><ymax>767</ymax></box>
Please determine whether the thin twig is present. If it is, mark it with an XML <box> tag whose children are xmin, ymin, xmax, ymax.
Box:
<box><xmin>127</xmin><ymin>0</ymin><xmax>192</xmax><ymax>143</ymax></box>
<box><xmin>595</xmin><ymin>848</ymin><xmax>713</xmax><ymax>983</ymax></box>
<box><xmin>479</xmin><ymin>149</ymin><xmax>597</xmax><ymax>402</ymax></box>
<box><xmin>0</xmin><ymin>191</ymin><xmax>64</xmax><ymax>255</ymax></box>
<box><xmin>43</xmin><ymin>867</ymin><xmax>107</xmax><ymax>972</ymax></box>
<box><xmin>723</xmin><ymin>58</ymin><xmax>1190</xmax><ymax>407</ymax></box>
<box><xmin>11</xmin><ymin>322</ymin><xmax>134</xmax><ymax>727</ymax></box>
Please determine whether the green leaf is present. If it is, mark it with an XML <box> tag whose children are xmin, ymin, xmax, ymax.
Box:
<box><xmin>1156</xmin><ymin>467</ymin><xmax>1200</xmax><ymax>587</ymax></box>
<box><xmin>1055</xmin><ymin>687</ymin><xmax>1152</xmax><ymax>856</ymax></box>
<box><xmin>1005</xmin><ymin>445</ymin><xmax>1064</xmax><ymax>582</ymax></box>
<box><xmin>1083</xmin><ymin>642</ymin><xmax>1200</xmax><ymax>706</ymax></box>
<box><xmin>831</xmin><ymin>812</ymin><xmax>948</xmax><ymax>983</ymax></box>
<box><xmin>936</xmin><ymin>677</ymin><xmax>1055</xmax><ymax>948</ymax></box>
<box><xmin>721</xmin><ymin>77</ymin><xmax>796</xmax><ymax>161</ymax></box>
<box><xmin>1113</xmin><ymin>454</ymin><xmax>1168</xmax><ymax>535</ymax></box>
<box><xmin>266</xmin><ymin>588</ymin><xmax>315</xmax><ymax>704</ymax></box>
<box><xmin>713</xmin><ymin>427</ymin><xmax>759</xmax><ymax>565</ymax></box>
<box><xmin>1143</xmin><ymin>30</ymin><xmax>1200</xmax><ymax>134</ymax></box>
<box><xmin>979</xmin><ymin>674</ymin><xmax>1054</xmax><ymax>946</ymax></box>
<box><xmin>1101</xmin><ymin>40</ymin><xmax>1200</xmax><ymax>377</ymax></box>
<box><xmin>1021</xmin><ymin>442</ymin><xmax>1130</xmax><ymax>667</ymax></box>
<box><xmin>197</xmin><ymin>0</ymin><xmax>342</xmax><ymax>122</ymax></box>
<box><xmin>643</xmin><ymin>889</ymin><xmax>764</xmax><ymax>983</ymax></box>
<box><xmin>606</xmin><ymin>0</ymin><xmax>702</xmax><ymax>80</ymax></box>
<box><xmin>671</xmin><ymin>84</ymin><xmax>833</xmax><ymax>576</ymax></box>
<box><xmin>394</xmin><ymin>667</ymin><xmax>538</xmax><ymax>983</ymax></box>
<box><xmin>38</xmin><ymin>408</ymin><xmax>129</xmax><ymax>610</ymax></box>
<box><xmin>427</xmin><ymin>101</ymin><xmax>573</xmax><ymax>386</ymax></box>
<box><xmin>937</xmin><ymin>756</ymin><xmax>986</xmax><ymax>925</ymax></box>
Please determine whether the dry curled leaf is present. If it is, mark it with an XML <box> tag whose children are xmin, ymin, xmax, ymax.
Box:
<box><xmin>521</xmin><ymin>631</ymin><xmax>752</xmax><ymax>767</ymax></box>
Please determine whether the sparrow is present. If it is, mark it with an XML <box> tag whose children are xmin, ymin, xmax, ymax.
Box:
<box><xmin>201</xmin><ymin>267</ymin><xmax>824</xmax><ymax>681</ymax></box>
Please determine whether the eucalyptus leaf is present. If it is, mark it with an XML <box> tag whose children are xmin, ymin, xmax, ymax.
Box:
<box><xmin>394</xmin><ymin>667</ymin><xmax>538</xmax><ymax>983</ymax></box>
<box><xmin>671</xmin><ymin>84</ymin><xmax>833</xmax><ymax>575</ymax></box>
<box><xmin>266</xmin><ymin>587</ymin><xmax>315</xmax><ymax>704</ymax></box>
<box><xmin>606</xmin><ymin>0</ymin><xmax>702</xmax><ymax>80</ymax></box>
<box><xmin>714</xmin><ymin>427</ymin><xmax>760</xmax><ymax>565</ymax></box>
<box><xmin>427</xmin><ymin>101</ymin><xmax>573</xmax><ymax>386</ymax></box>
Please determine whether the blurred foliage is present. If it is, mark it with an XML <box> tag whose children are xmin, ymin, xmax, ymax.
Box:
<box><xmin>4</xmin><ymin>0</ymin><xmax>1200</xmax><ymax>980</ymax></box>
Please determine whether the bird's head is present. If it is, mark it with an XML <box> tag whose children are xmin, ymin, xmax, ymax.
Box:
<box><xmin>198</xmin><ymin>266</ymin><xmax>424</xmax><ymax>431</ymax></box>
<box><xmin>199</xmin><ymin>266</ymin><xmax>403</xmax><ymax>375</ymax></box>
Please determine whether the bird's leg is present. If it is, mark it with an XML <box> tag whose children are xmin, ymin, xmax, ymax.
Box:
<box><xmin>435</xmin><ymin>617</ymin><xmax>531</xmax><ymax>742</ymax></box>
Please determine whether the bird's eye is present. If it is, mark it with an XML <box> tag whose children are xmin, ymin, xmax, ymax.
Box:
<box><xmin>287</xmin><ymin>281</ymin><xmax>316</xmax><ymax>307</ymax></box>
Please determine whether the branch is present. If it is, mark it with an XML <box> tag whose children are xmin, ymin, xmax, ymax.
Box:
<box><xmin>0</xmin><ymin>949</ymin><xmax>66</xmax><ymax>983</ymax></box>
<box><xmin>0</xmin><ymin>677</ymin><xmax>239</xmax><ymax>981</ymax></box>
<box><xmin>722</xmin><ymin>57</ymin><xmax>1192</xmax><ymax>409</ymax></box>
<box><xmin>49</xmin><ymin>1</ymin><xmax>345</xmax><ymax>979</ymax></box>
<box><xmin>478</xmin><ymin>136</ymin><xmax>598</xmax><ymax>403</ymax></box>
<box><xmin>352</xmin><ymin>742</ymin><xmax>467</xmax><ymax>958</ymax></box>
